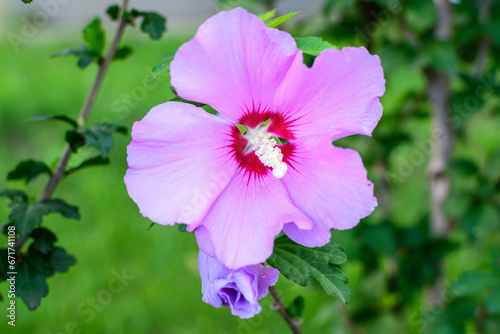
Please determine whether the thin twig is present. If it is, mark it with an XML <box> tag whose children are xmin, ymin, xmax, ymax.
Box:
<box><xmin>15</xmin><ymin>0</ymin><xmax>131</xmax><ymax>251</ymax></box>
<box><xmin>269</xmin><ymin>286</ymin><xmax>302</xmax><ymax>334</ymax></box>
<box><xmin>41</xmin><ymin>0</ymin><xmax>130</xmax><ymax>201</ymax></box>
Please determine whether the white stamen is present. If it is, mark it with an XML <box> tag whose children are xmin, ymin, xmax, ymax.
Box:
<box><xmin>249</xmin><ymin>131</ymin><xmax>288</xmax><ymax>179</ymax></box>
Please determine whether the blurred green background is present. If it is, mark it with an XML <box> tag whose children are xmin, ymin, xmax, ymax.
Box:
<box><xmin>1</xmin><ymin>0</ymin><xmax>500</xmax><ymax>333</ymax></box>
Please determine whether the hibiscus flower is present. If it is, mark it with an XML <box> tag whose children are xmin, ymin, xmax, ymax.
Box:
<box><xmin>124</xmin><ymin>7</ymin><xmax>385</xmax><ymax>269</ymax></box>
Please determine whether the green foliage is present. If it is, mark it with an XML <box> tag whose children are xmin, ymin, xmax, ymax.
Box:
<box><xmin>140</xmin><ymin>12</ymin><xmax>167</xmax><ymax>40</ymax></box>
<box><xmin>286</xmin><ymin>296</ymin><xmax>305</xmax><ymax>318</ymax></box>
<box><xmin>259</xmin><ymin>9</ymin><xmax>277</xmax><ymax>23</ymax></box>
<box><xmin>15</xmin><ymin>228</ymin><xmax>76</xmax><ymax>310</ymax></box>
<box><xmin>20</xmin><ymin>0</ymin><xmax>33</xmax><ymax>3</ymax></box>
<box><xmin>28</xmin><ymin>113</ymin><xmax>78</xmax><ymax>128</ymax></box>
<box><xmin>0</xmin><ymin>189</ymin><xmax>28</xmax><ymax>202</ymax></box>
<box><xmin>65</xmin><ymin>123</ymin><xmax>127</xmax><ymax>158</ymax></box>
<box><xmin>294</xmin><ymin>36</ymin><xmax>337</xmax><ymax>56</ymax></box>
<box><xmin>65</xmin><ymin>156</ymin><xmax>110</xmax><ymax>176</ymax></box>
<box><xmin>267</xmin><ymin>235</ymin><xmax>350</xmax><ymax>304</ymax></box>
<box><xmin>7</xmin><ymin>160</ymin><xmax>52</xmax><ymax>184</ymax></box>
<box><xmin>114</xmin><ymin>46</ymin><xmax>133</xmax><ymax>60</ymax></box>
<box><xmin>83</xmin><ymin>17</ymin><xmax>105</xmax><ymax>56</ymax></box>
<box><xmin>267</xmin><ymin>12</ymin><xmax>300</xmax><ymax>28</ymax></box>
<box><xmin>106</xmin><ymin>5</ymin><xmax>120</xmax><ymax>21</ymax></box>
<box><xmin>9</xmin><ymin>199</ymin><xmax>80</xmax><ymax>238</ymax></box>
<box><xmin>147</xmin><ymin>51</ymin><xmax>176</xmax><ymax>84</ymax></box>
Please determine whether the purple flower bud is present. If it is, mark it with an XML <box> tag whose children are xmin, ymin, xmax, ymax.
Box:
<box><xmin>198</xmin><ymin>250</ymin><xmax>279</xmax><ymax>318</ymax></box>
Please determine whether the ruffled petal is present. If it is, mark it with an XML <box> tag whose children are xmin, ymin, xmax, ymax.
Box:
<box><xmin>282</xmin><ymin>136</ymin><xmax>377</xmax><ymax>247</ymax></box>
<box><xmin>197</xmin><ymin>171</ymin><xmax>313</xmax><ymax>269</ymax></box>
<box><xmin>171</xmin><ymin>7</ymin><xmax>299</xmax><ymax>123</ymax></box>
<box><xmin>274</xmin><ymin>47</ymin><xmax>385</xmax><ymax>141</ymax></box>
<box><xmin>124</xmin><ymin>102</ymin><xmax>237</xmax><ymax>228</ymax></box>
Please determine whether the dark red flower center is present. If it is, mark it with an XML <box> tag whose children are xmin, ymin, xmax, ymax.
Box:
<box><xmin>227</xmin><ymin>110</ymin><xmax>298</xmax><ymax>180</ymax></box>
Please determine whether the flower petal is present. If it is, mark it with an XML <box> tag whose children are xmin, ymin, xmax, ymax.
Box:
<box><xmin>197</xmin><ymin>171</ymin><xmax>313</xmax><ymax>269</ymax></box>
<box><xmin>171</xmin><ymin>7</ymin><xmax>299</xmax><ymax>122</ymax></box>
<box><xmin>282</xmin><ymin>136</ymin><xmax>377</xmax><ymax>247</ymax></box>
<box><xmin>124</xmin><ymin>101</ymin><xmax>237</xmax><ymax>228</ymax></box>
<box><xmin>274</xmin><ymin>47</ymin><xmax>385</xmax><ymax>141</ymax></box>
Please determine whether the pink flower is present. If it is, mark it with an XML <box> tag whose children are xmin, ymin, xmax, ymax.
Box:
<box><xmin>125</xmin><ymin>8</ymin><xmax>385</xmax><ymax>269</ymax></box>
<box><xmin>198</xmin><ymin>250</ymin><xmax>279</xmax><ymax>318</ymax></box>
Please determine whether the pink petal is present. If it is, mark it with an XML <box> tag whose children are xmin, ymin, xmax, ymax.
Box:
<box><xmin>197</xmin><ymin>171</ymin><xmax>313</xmax><ymax>269</ymax></box>
<box><xmin>274</xmin><ymin>47</ymin><xmax>385</xmax><ymax>141</ymax></box>
<box><xmin>124</xmin><ymin>102</ymin><xmax>237</xmax><ymax>228</ymax></box>
<box><xmin>282</xmin><ymin>136</ymin><xmax>377</xmax><ymax>247</ymax></box>
<box><xmin>171</xmin><ymin>7</ymin><xmax>299</xmax><ymax>123</ymax></box>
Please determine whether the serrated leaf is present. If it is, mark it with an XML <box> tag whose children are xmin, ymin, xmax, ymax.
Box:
<box><xmin>41</xmin><ymin>199</ymin><xmax>80</xmax><ymax>220</ymax></box>
<box><xmin>7</xmin><ymin>160</ymin><xmax>52</xmax><ymax>184</ymax></box>
<box><xmin>83</xmin><ymin>17</ymin><xmax>105</xmax><ymax>55</ymax></box>
<box><xmin>147</xmin><ymin>51</ymin><xmax>175</xmax><ymax>84</ymax></box>
<box><xmin>259</xmin><ymin>9</ymin><xmax>277</xmax><ymax>23</ymax></box>
<box><xmin>16</xmin><ymin>259</ymin><xmax>49</xmax><ymax>310</ymax></box>
<box><xmin>82</xmin><ymin>123</ymin><xmax>127</xmax><ymax>158</ymax></box>
<box><xmin>267</xmin><ymin>235</ymin><xmax>350</xmax><ymax>304</ymax></box>
<box><xmin>0</xmin><ymin>189</ymin><xmax>28</xmax><ymax>202</ymax></box>
<box><xmin>30</xmin><ymin>228</ymin><xmax>57</xmax><ymax>255</ymax></box>
<box><xmin>50</xmin><ymin>247</ymin><xmax>76</xmax><ymax>273</ymax></box>
<box><xmin>286</xmin><ymin>296</ymin><xmax>305</xmax><ymax>318</ymax></box>
<box><xmin>294</xmin><ymin>37</ymin><xmax>337</xmax><ymax>56</ymax></box>
<box><xmin>65</xmin><ymin>156</ymin><xmax>110</xmax><ymax>176</ymax></box>
<box><xmin>106</xmin><ymin>5</ymin><xmax>120</xmax><ymax>21</ymax></box>
<box><xmin>267</xmin><ymin>11</ymin><xmax>300</xmax><ymax>28</ymax></box>
<box><xmin>9</xmin><ymin>202</ymin><xmax>48</xmax><ymax>238</ymax></box>
<box><xmin>140</xmin><ymin>12</ymin><xmax>167</xmax><ymax>40</ymax></box>
<box><xmin>9</xmin><ymin>199</ymin><xmax>80</xmax><ymax>238</ymax></box>
<box><xmin>28</xmin><ymin>113</ymin><xmax>78</xmax><ymax>128</ymax></box>
<box><xmin>113</xmin><ymin>46</ymin><xmax>133</xmax><ymax>60</ymax></box>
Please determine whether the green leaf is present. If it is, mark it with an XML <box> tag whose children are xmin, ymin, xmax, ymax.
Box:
<box><xmin>21</xmin><ymin>0</ymin><xmax>33</xmax><ymax>3</ymax></box>
<box><xmin>178</xmin><ymin>224</ymin><xmax>188</xmax><ymax>232</ymax></box>
<box><xmin>267</xmin><ymin>235</ymin><xmax>350</xmax><ymax>304</ymax></box>
<box><xmin>16</xmin><ymin>258</ymin><xmax>49</xmax><ymax>310</ymax></box>
<box><xmin>9</xmin><ymin>199</ymin><xmax>80</xmax><ymax>238</ymax></box>
<box><xmin>83</xmin><ymin>17</ymin><xmax>105</xmax><ymax>55</ymax></box>
<box><xmin>65</xmin><ymin>156</ymin><xmax>110</xmax><ymax>176</ymax></box>
<box><xmin>30</xmin><ymin>228</ymin><xmax>57</xmax><ymax>255</ymax></box>
<box><xmin>0</xmin><ymin>189</ymin><xmax>28</xmax><ymax>202</ymax></box>
<box><xmin>28</xmin><ymin>113</ymin><xmax>78</xmax><ymax>128</ymax></box>
<box><xmin>147</xmin><ymin>51</ymin><xmax>176</xmax><ymax>84</ymax></box>
<box><xmin>113</xmin><ymin>46</ymin><xmax>133</xmax><ymax>60</ymax></box>
<box><xmin>41</xmin><ymin>199</ymin><xmax>80</xmax><ymax>220</ymax></box>
<box><xmin>7</xmin><ymin>160</ymin><xmax>52</xmax><ymax>184</ymax></box>
<box><xmin>140</xmin><ymin>12</ymin><xmax>167</xmax><ymax>40</ymax></box>
<box><xmin>50</xmin><ymin>247</ymin><xmax>76</xmax><ymax>273</ymax></box>
<box><xmin>65</xmin><ymin>130</ymin><xmax>85</xmax><ymax>152</ymax></box>
<box><xmin>447</xmin><ymin>159</ymin><xmax>479</xmax><ymax>178</ymax></box>
<box><xmin>294</xmin><ymin>37</ymin><xmax>337</xmax><ymax>56</ymax></box>
<box><xmin>286</xmin><ymin>296</ymin><xmax>305</xmax><ymax>318</ymax></box>
<box><xmin>259</xmin><ymin>9</ymin><xmax>277</xmax><ymax>23</ymax></box>
<box><xmin>51</xmin><ymin>46</ymin><xmax>88</xmax><ymax>58</ymax></box>
<box><xmin>9</xmin><ymin>202</ymin><xmax>48</xmax><ymax>238</ymax></box>
<box><xmin>78</xmin><ymin>49</ymin><xmax>99</xmax><ymax>69</ymax></box>
<box><xmin>267</xmin><ymin>11</ymin><xmax>300</xmax><ymax>28</ymax></box>
<box><xmin>82</xmin><ymin>123</ymin><xmax>127</xmax><ymax>158</ymax></box>
<box><xmin>106</xmin><ymin>5</ymin><xmax>120</xmax><ymax>21</ymax></box>
<box><xmin>451</xmin><ymin>271</ymin><xmax>498</xmax><ymax>297</ymax></box>
<box><xmin>485</xmin><ymin>287</ymin><xmax>500</xmax><ymax>315</ymax></box>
